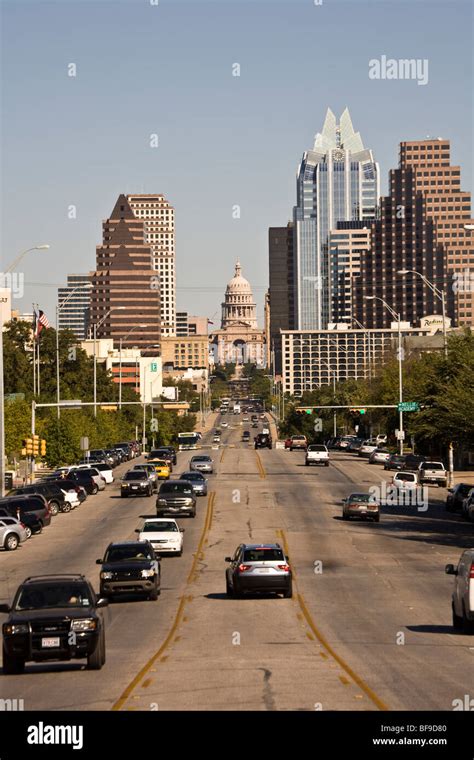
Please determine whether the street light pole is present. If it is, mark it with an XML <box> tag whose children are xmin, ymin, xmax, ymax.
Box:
<box><xmin>397</xmin><ymin>269</ymin><xmax>448</xmax><ymax>358</ymax></box>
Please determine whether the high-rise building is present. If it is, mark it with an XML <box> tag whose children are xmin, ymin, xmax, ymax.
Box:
<box><xmin>293</xmin><ymin>107</ymin><xmax>379</xmax><ymax>330</ymax></box>
<box><xmin>57</xmin><ymin>274</ymin><xmax>90</xmax><ymax>339</ymax></box>
<box><xmin>126</xmin><ymin>194</ymin><xmax>176</xmax><ymax>336</ymax></box>
<box><xmin>268</xmin><ymin>223</ymin><xmax>295</xmax><ymax>374</ymax></box>
<box><xmin>328</xmin><ymin>222</ymin><xmax>371</xmax><ymax>325</ymax></box>
<box><xmin>355</xmin><ymin>139</ymin><xmax>474</xmax><ymax>328</ymax></box>
<box><xmin>175</xmin><ymin>312</ymin><xmax>209</xmax><ymax>336</ymax></box>
<box><xmin>90</xmin><ymin>195</ymin><xmax>161</xmax><ymax>351</ymax></box>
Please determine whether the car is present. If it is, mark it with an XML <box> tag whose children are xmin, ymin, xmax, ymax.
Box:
<box><xmin>156</xmin><ymin>481</ymin><xmax>196</xmax><ymax>518</ymax></box>
<box><xmin>368</xmin><ymin>448</ymin><xmax>391</xmax><ymax>465</ymax></box>
<box><xmin>342</xmin><ymin>493</ymin><xmax>380</xmax><ymax>522</ymax></box>
<box><xmin>121</xmin><ymin>470</ymin><xmax>153</xmax><ymax>497</ymax></box>
<box><xmin>88</xmin><ymin>449</ymin><xmax>109</xmax><ymax>464</ymax></box>
<box><xmin>0</xmin><ymin>574</ymin><xmax>107</xmax><ymax>673</ymax></box>
<box><xmin>289</xmin><ymin>435</ymin><xmax>307</xmax><ymax>451</ymax></box>
<box><xmin>160</xmin><ymin>446</ymin><xmax>177</xmax><ymax>465</ymax></box>
<box><xmin>358</xmin><ymin>440</ymin><xmax>378</xmax><ymax>458</ymax></box>
<box><xmin>255</xmin><ymin>433</ymin><xmax>272</xmax><ymax>449</ymax></box>
<box><xmin>213</xmin><ymin>435</ymin><xmax>221</xmax><ymax>444</ymax></box>
<box><xmin>348</xmin><ymin>438</ymin><xmax>365</xmax><ymax>453</ymax></box>
<box><xmin>261</xmin><ymin>427</ymin><xmax>270</xmax><ymax>435</ymax></box>
<box><xmin>446</xmin><ymin>483</ymin><xmax>473</xmax><ymax>513</ymax></box>
<box><xmin>9</xmin><ymin>482</ymin><xmax>70</xmax><ymax>515</ymax></box>
<box><xmin>326</xmin><ymin>437</ymin><xmax>341</xmax><ymax>450</ymax></box>
<box><xmin>66</xmin><ymin>470</ymin><xmax>100</xmax><ymax>495</ymax></box>
<box><xmin>462</xmin><ymin>489</ymin><xmax>474</xmax><ymax>520</ymax></box>
<box><xmin>41</xmin><ymin>478</ymin><xmax>87</xmax><ymax>504</ymax></box>
<box><xmin>242</xmin><ymin>431</ymin><xmax>251</xmax><ymax>442</ymax></box>
<box><xmin>145</xmin><ymin>459</ymin><xmax>171</xmax><ymax>480</ymax></box>
<box><xmin>135</xmin><ymin>517</ymin><xmax>184</xmax><ymax>556</ymax></box>
<box><xmin>0</xmin><ymin>495</ymin><xmax>52</xmax><ymax>529</ymax></box>
<box><xmin>76</xmin><ymin>462</ymin><xmax>114</xmax><ymax>484</ymax></box>
<box><xmin>403</xmin><ymin>454</ymin><xmax>428</xmax><ymax>472</ymax></box>
<box><xmin>103</xmin><ymin>449</ymin><xmax>121</xmax><ymax>467</ymax></box>
<box><xmin>305</xmin><ymin>444</ymin><xmax>329</xmax><ymax>466</ymax></box>
<box><xmin>392</xmin><ymin>471</ymin><xmax>419</xmax><ymax>489</ymax></box>
<box><xmin>113</xmin><ymin>443</ymin><xmax>133</xmax><ymax>461</ymax></box>
<box><xmin>445</xmin><ymin>550</ymin><xmax>474</xmax><ymax>633</ymax></box>
<box><xmin>252</xmin><ymin>422</ymin><xmax>259</xmax><ymax>429</ymax></box>
<box><xmin>418</xmin><ymin>461</ymin><xmax>448</xmax><ymax>488</ymax></box>
<box><xmin>97</xmin><ymin>541</ymin><xmax>161</xmax><ymax>600</ymax></box>
<box><xmin>178</xmin><ymin>471</ymin><xmax>208</xmax><ymax>496</ymax></box>
<box><xmin>225</xmin><ymin>543</ymin><xmax>292</xmax><ymax>598</ymax></box>
<box><xmin>243</xmin><ymin>416</ymin><xmax>249</xmax><ymax>422</ymax></box>
<box><xmin>284</xmin><ymin>437</ymin><xmax>292</xmax><ymax>449</ymax></box>
<box><xmin>70</xmin><ymin>467</ymin><xmax>106</xmax><ymax>491</ymax></box>
<box><xmin>190</xmin><ymin>455</ymin><xmax>214</xmax><ymax>474</ymax></box>
<box><xmin>384</xmin><ymin>454</ymin><xmax>407</xmax><ymax>471</ymax></box>
<box><xmin>221</xmin><ymin>421</ymin><xmax>228</xmax><ymax>428</ymax></box>
<box><xmin>131</xmin><ymin>463</ymin><xmax>160</xmax><ymax>491</ymax></box>
<box><xmin>338</xmin><ymin>435</ymin><xmax>357</xmax><ymax>450</ymax></box>
<box><xmin>147</xmin><ymin>449</ymin><xmax>174</xmax><ymax>471</ymax></box>
<box><xmin>0</xmin><ymin>508</ymin><xmax>42</xmax><ymax>539</ymax></box>
<box><xmin>0</xmin><ymin>517</ymin><xmax>28</xmax><ymax>550</ymax></box>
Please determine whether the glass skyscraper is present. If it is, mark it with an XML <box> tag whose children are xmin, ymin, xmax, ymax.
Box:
<box><xmin>293</xmin><ymin>108</ymin><xmax>379</xmax><ymax>329</ymax></box>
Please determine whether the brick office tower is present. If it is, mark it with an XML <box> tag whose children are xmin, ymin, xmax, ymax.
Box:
<box><xmin>356</xmin><ymin>139</ymin><xmax>474</xmax><ymax>328</ymax></box>
<box><xmin>268</xmin><ymin>222</ymin><xmax>295</xmax><ymax>375</ymax></box>
<box><xmin>90</xmin><ymin>194</ymin><xmax>161</xmax><ymax>352</ymax></box>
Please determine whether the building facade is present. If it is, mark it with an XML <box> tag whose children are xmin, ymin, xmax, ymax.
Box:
<box><xmin>57</xmin><ymin>274</ymin><xmax>90</xmax><ymax>339</ymax></box>
<box><xmin>126</xmin><ymin>194</ymin><xmax>176</xmax><ymax>336</ymax></box>
<box><xmin>328</xmin><ymin>222</ymin><xmax>371</xmax><ymax>324</ymax></box>
<box><xmin>160</xmin><ymin>335</ymin><xmax>209</xmax><ymax>369</ymax></box>
<box><xmin>175</xmin><ymin>312</ymin><xmax>209</xmax><ymax>337</ymax></box>
<box><xmin>90</xmin><ymin>194</ymin><xmax>161</xmax><ymax>351</ymax></box>
<box><xmin>355</xmin><ymin>139</ymin><xmax>474</xmax><ymax>329</ymax></box>
<box><xmin>209</xmin><ymin>261</ymin><xmax>266</xmax><ymax>366</ymax></box>
<box><xmin>268</xmin><ymin>223</ymin><xmax>295</xmax><ymax>375</ymax></box>
<box><xmin>81</xmin><ymin>338</ymin><xmax>162</xmax><ymax>403</ymax></box>
<box><xmin>293</xmin><ymin>107</ymin><xmax>380</xmax><ymax>331</ymax></box>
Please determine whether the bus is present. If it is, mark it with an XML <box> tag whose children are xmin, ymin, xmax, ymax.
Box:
<box><xmin>177</xmin><ymin>432</ymin><xmax>200</xmax><ymax>451</ymax></box>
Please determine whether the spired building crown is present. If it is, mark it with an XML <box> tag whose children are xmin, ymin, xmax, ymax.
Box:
<box><xmin>221</xmin><ymin>260</ymin><xmax>258</xmax><ymax>329</ymax></box>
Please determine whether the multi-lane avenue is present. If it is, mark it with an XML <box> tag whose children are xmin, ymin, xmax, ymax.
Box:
<box><xmin>1</xmin><ymin>414</ymin><xmax>473</xmax><ymax>711</ymax></box>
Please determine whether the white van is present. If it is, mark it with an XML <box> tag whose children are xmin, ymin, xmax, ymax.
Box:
<box><xmin>446</xmin><ymin>550</ymin><xmax>474</xmax><ymax>633</ymax></box>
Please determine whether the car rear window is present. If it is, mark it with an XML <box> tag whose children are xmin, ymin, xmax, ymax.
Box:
<box><xmin>347</xmin><ymin>494</ymin><xmax>374</xmax><ymax>503</ymax></box>
<box><xmin>243</xmin><ymin>548</ymin><xmax>285</xmax><ymax>562</ymax></box>
<box><xmin>397</xmin><ymin>473</ymin><xmax>416</xmax><ymax>481</ymax></box>
<box><xmin>160</xmin><ymin>482</ymin><xmax>192</xmax><ymax>494</ymax></box>
<box><xmin>421</xmin><ymin>462</ymin><xmax>444</xmax><ymax>470</ymax></box>
<box><xmin>308</xmin><ymin>445</ymin><xmax>327</xmax><ymax>452</ymax></box>
<box><xmin>124</xmin><ymin>472</ymin><xmax>147</xmax><ymax>481</ymax></box>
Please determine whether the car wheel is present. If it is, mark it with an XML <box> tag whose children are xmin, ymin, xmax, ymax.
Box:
<box><xmin>62</xmin><ymin>503</ymin><xmax>71</xmax><ymax>513</ymax></box>
<box><xmin>225</xmin><ymin>576</ymin><xmax>233</xmax><ymax>597</ymax></box>
<box><xmin>87</xmin><ymin>632</ymin><xmax>105</xmax><ymax>670</ymax></box>
<box><xmin>373</xmin><ymin>514</ymin><xmax>380</xmax><ymax>523</ymax></box>
<box><xmin>5</xmin><ymin>533</ymin><xmax>19</xmax><ymax>551</ymax></box>
<box><xmin>148</xmin><ymin>586</ymin><xmax>159</xmax><ymax>601</ymax></box>
<box><xmin>462</xmin><ymin>604</ymin><xmax>474</xmax><ymax>634</ymax></box>
<box><xmin>283</xmin><ymin>581</ymin><xmax>293</xmax><ymax>599</ymax></box>
<box><xmin>121</xmin><ymin>494</ymin><xmax>127</xmax><ymax>498</ymax></box>
<box><xmin>452</xmin><ymin>603</ymin><xmax>463</xmax><ymax>631</ymax></box>
<box><xmin>92</xmin><ymin>485</ymin><xmax>99</xmax><ymax>495</ymax></box>
<box><xmin>342</xmin><ymin>514</ymin><xmax>349</xmax><ymax>521</ymax></box>
<box><xmin>2</xmin><ymin>645</ymin><xmax>25</xmax><ymax>675</ymax></box>
<box><xmin>24</xmin><ymin>526</ymin><xmax>32</xmax><ymax>539</ymax></box>
<box><xmin>191</xmin><ymin>510</ymin><xmax>196</xmax><ymax>518</ymax></box>
<box><xmin>49</xmin><ymin>502</ymin><xmax>60</xmax><ymax>516</ymax></box>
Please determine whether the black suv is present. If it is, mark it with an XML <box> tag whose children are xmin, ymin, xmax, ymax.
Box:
<box><xmin>40</xmin><ymin>478</ymin><xmax>87</xmax><ymax>503</ymax></box>
<box><xmin>9</xmin><ymin>483</ymin><xmax>68</xmax><ymax>515</ymax></box>
<box><xmin>254</xmin><ymin>433</ymin><xmax>272</xmax><ymax>450</ymax></box>
<box><xmin>0</xmin><ymin>495</ymin><xmax>52</xmax><ymax>528</ymax></box>
<box><xmin>403</xmin><ymin>454</ymin><xmax>428</xmax><ymax>472</ymax></box>
<box><xmin>97</xmin><ymin>541</ymin><xmax>161</xmax><ymax>600</ymax></box>
<box><xmin>1</xmin><ymin>575</ymin><xmax>107</xmax><ymax>674</ymax></box>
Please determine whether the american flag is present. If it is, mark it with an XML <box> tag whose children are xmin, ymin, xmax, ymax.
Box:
<box><xmin>34</xmin><ymin>308</ymin><xmax>50</xmax><ymax>339</ymax></box>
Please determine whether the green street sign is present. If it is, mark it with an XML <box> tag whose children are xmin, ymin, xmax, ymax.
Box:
<box><xmin>150</xmin><ymin>362</ymin><xmax>158</xmax><ymax>372</ymax></box>
<box><xmin>398</xmin><ymin>402</ymin><xmax>420</xmax><ymax>412</ymax></box>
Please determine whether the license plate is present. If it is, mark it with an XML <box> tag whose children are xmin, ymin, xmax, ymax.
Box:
<box><xmin>256</xmin><ymin>568</ymin><xmax>270</xmax><ymax>573</ymax></box>
<box><xmin>358</xmin><ymin>507</ymin><xmax>367</xmax><ymax>512</ymax></box>
<box><xmin>131</xmin><ymin>486</ymin><xmax>138</xmax><ymax>489</ymax></box>
<box><xmin>42</xmin><ymin>637</ymin><xmax>60</xmax><ymax>648</ymax></box>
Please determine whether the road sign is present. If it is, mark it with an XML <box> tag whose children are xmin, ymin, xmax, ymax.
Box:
<box><xmin>80</xmin><ymin>437</ymin><xmax>89</xmax><ymax>451</ymax></box>
<box><xmin>398</xmin><ymin>402</ymin><xmax>420</xmax><ymax>412</ymax></box>
<box><xmin>150</xmin><ymin>362</ymin><xmax>158</xmax><ymax>372</ymax></box>
<box><xmin>60</xmin><ymin>400</ymin><xmax>82</xmax><ymax>408</ymax></box>
<box><xmin>395</xmin><ymin>430</ymin><xmax>405</xmax><ymax>441</ymax></box>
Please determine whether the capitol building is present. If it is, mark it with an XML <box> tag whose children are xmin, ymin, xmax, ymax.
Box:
<box><xmin>209</xmin><ymin>261</ymin><xmax>266</xmax><ymax>367</ymax></box>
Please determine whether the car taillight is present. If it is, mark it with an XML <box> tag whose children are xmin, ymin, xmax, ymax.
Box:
<box><xmin>75</xmin><ymin>487</ymin><xmax>81</xmax><ymax>494</ymax></box>
<box><xmin>238</xmin><ymin>564</ymin><xmax>251</xmax><ymax>572</ymax></box>
<box><xmin>278</xmin><ymin>564</ymin><xmax>290</xmax><ymax>572</ymax></box>
<box><xmin>470</xmin><ymin>564</ymin><xmax>474</xmax><ymax>579</ymax></box>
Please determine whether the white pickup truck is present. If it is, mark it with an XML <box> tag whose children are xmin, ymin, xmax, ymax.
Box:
<box><xmin>418</xmin><ymin>461</ymin><xmax>448</xmax><ymax>488</ymax></box>
<box><xmin>305</xmin><ymin>444</ymin><xmax>329</xmax><ymax>467</ymax></box>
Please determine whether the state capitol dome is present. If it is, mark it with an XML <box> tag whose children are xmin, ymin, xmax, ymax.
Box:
<box><xmin>221</xmin><ymin>260</ymin><xmax>258</xmax><ymax>330</ymax></box>
<box><xmin>225</xmin><ymin>260</ymin><xmax>253</xmax><ymax>294</ymax></box>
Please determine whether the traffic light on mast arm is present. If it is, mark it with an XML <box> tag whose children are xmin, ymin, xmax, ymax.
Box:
<box><xmin>350</xmin><ymin>408</ymin><xmax>366</xmax><ymax>415</ymax></box>
<box><xmin>32</xmin><ymin>435</ymin><xmax>40</xmax><ymax>456</ymax></box>
<box><xmin>40</xmin><ymin>439</ymin><xmax>47</xmax><ymax>457</ymax></box>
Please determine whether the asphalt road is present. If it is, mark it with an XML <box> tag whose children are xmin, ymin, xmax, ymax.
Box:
<box><xmin>1</xmin><ymin>416</ymin><xmax>473</xmax><ymax>711</ymax></box>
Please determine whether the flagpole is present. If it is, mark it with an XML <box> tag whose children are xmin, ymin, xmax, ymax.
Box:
<box><xmin>36</xmin><ymin>304</ymin><xmax>41</xmax><ymax>397</ymax></box>
<box><xmin>32</xmin><ymin>305</ymin><xmax>37</xmax><ymax>396</ymax></box>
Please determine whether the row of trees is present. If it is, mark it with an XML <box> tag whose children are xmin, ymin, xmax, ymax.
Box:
<box><xmin>279</xmin><ymin>330</ymin><xmax>474</xmax><ymax>461</ymax></box>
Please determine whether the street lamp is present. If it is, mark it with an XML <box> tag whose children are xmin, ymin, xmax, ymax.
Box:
<box><xmin>320</xmin><ymin>359</ymin><xmax>337</xmax><ymax>437</ymax></box>
<box><xmin>350</xmin><ymin>316</ymin><xmax>373</xmax><ymax>379</ymax></box>
<box><xmin>92</xmin><ymin>307</ymin><xmax>126</xmax><ymax>416</ymax></box>
<box><xmin>118</xmin><ymin>324</ymin><xmax>148</xmax><ymax>409</ymax></box>
<box><xmin>0</xmin><ymin>245</ymin><xmax>50</xmax><ymax>497</ymax></box>
<box><xmin>397</xmin><ymin>269</ymin><xmax>448</xmax><ymax>358</ymax></box>
<box><xmin>365</xmin><ymin>296</ymin><xmax>404</xmax><ymax>454</ymax></box>
<box><xmin>56</xmin><ymin>284</ymin><xmax>93</xmax><ymax>418</ymax></box>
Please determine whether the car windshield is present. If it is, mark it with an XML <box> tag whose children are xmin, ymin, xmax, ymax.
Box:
<box><xmin>243</xmin><ymin>548</ymin><xmax>285</xmax><ymax>562</ymax></box>
<box><xmin>160</xmin><ymin>483</ymin><xmax>192</xmax><ymax>494</ymax></box>
<box><xmin>16</xmin><ymin>583</ymin><xmax>91</xmax><ymax>610</ymax></box>
<box><xmin>142</xmin><ymin>522</ymin><xmax>178</xmax><ymax>533</ymax></box>
<box><xmin>124</xmin><ymin>472</ymin><xmax>146</xmax><ymax>481</ymax></box>
<box><xmin>105</xmin><ymin>546</ymin><xmax>153</xmax><ymax>562</ymax></box>
<box><xmin>308</xmin><ymin>445</ymin><xmax>326</xmax><ymax>451</ymax></box>
<box><xmin>347</xmin><ymin>494</ymin><xmax>374</xmax><ymax>503</ymax></box>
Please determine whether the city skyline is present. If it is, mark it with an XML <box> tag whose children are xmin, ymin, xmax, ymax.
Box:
<box><xmin>1</xmin><ymin>0</ymin><xmax>472</xmax><ymax>326</ymax></box>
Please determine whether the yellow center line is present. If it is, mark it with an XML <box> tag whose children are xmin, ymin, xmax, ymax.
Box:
<box><xmin>220</xmin><ymin>447</ymin><xmax>226</xmax><ymax>463</ymax></box>
<box><xmin>255</xmin><ymin>451</ymin><xmax>266</xmax><ymax>479</ymax></box>
<box><xmin>112</xmin><ymin>491</ymin><xmax>215</xmax><ymax>711</ymax></box>
<box><xmin>278</xmin><ymin>528</ymin><xmax>389</xmax><ymax>712</ymax></box>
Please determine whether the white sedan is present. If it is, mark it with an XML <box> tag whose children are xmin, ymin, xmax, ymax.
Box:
<box><xmin>135</xmin><ymin>518</ymin><xmax>184</xmax><ymax>556</ymax></box>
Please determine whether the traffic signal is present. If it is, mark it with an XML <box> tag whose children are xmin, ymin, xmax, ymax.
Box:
<box><xmin>25</xmin><ymin>438</ymin><xmax>33</xmax><ymax>455</ymax></box>
<box><xmin>350</xmin><ymin>408</ymin><xmax>366</xmax><ymax>415</ymax></box>
<box><xmin>32</xmin><ymin>434</ymin><xmax>39</xmax><ymax>456</ymax></box>
<box><xmin>296</xmin><ymin>407</ymin><xmax>314</xmax><ymax>415</ymax></box>
<box><xmin>40</xmin><ymin>439</ymin><xmax>47</xmax><ymax>457</ymax></box>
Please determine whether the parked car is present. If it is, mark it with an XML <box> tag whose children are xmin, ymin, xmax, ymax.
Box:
<box><xmin>0</xmin><ymin>508</ymin><xmax>42</xmax><ymax>539</ymax></box>
<box><xmin>305</xmin><ymin>444</ymin><xmax>329</xmax><ymax>466</ymax></box>
<box><xmin>392</xmin><ymin>471</ymin><xmax>419</xmax><ymax>489</ymax></box>
<box><xmin>121</xmin><ymin>470</ymin><xmax>153</xmax><ymax>498</ymax></box>
<box><xmin>66</xmin><ymin>471</ymin><xmax>100</xmax><ymax>495</ymax></box>
<box><xmin>348</xmin><ymin>438</ymin><xmax>365</xmax><ymax>453</ymax></box>
<box><xmin>221</xmin><ymin>421</ymin><xmax>229</xmax><ymax>428</ymax></box>
<box><xmin>9</xmin><ymin>482</ymin><xmax>69</xmax><ymax>515</ymax></box>
<box><xmin>358</xmin><ymin>440</ymin><xmax>378</xmax><ymax>458</ymax></box>
<box><xmin>156</xmin><ymin>481</ymin><xmax>196</xmax><ymax>518</ymax></box>
<box><xmin>97</xmin><ymin>541</ymin><xmax>161</xmax><ymax>600</ymax></box>
<box><xmin>254</xmin><ymin>433</ymin><xmax>272</xmax><ymax>450</ymax></box>
<box><xmin>0</xmin><ymin>495</ymin><xmax>52</xmax><ymax>529</ymax></box>
<box><xmin>42</xmin><ymin>478</ymin><xmax>87</xmax><ymax>504</ymax></box>
<box><xmin>113</xmin><ymin>443</ymin><xmax>133</xmax><ymax>461</ymax></box>
<box><xmin>368</xmin><ymin>448</ymin><xmax>391</xmax><ymax>465</ymax></box>
<box><xmin>88</xmin><ymin>449</ymin><xmax>109</xmax><ymax>465</ymax></box>
<box><xmin>338</xmin><ymin>436</ymin><xmax>357</xmax><ymax>450</ymax></box>
<box><xmin>446</xmin><ymin>483</ymin><xmax>473</xmax><ymax>513</ymax></box>
<box><xmin>189</xmin><ymin>455</ymin><xmax>214</xmax><ymax>474</ymax></box>
<box><xmin>70</xmin><ymin>467</ymin><xmax>106</xmax><ymax>491</ymax></box>
<box><xmin>77</xmin><ymin>462</ymin><xmax>114</xmax><ymax>484</ymax></box>
<box><xmin>0</xmin><ymin>517</ymin><xmax>28</xmax><ymax>550</ymax></box>
<box><xmin>384</xmin><ymin>454</ymin><xmax>407</xmax><ymax>471</ymax></box>
<box><xmin>418</xmin><ymin>461</ymin><xmax>448</xmax><ymax>488</ymax></box>
<box><xmin>0</xmin><ymin>574</ymin><xmax>108</xmax><ymax>673</ymax></box>
<box><xmin>445</xmin><ymin>550</ymin><xmax>474</xmax><ymax>633</ymax></box>
<box><xmin>225</xmin><ymin>543</ymin><xmax>292</xmax><ymax>598</ymax></box>
<box><xmin>403</xmin><ymin>454</ymin><xmax>428</xmax><ymax>472</ymax></box>
<box><xmin>178</xmin><ymin>471</ymin><xmax>208</xmax><ymax>496</ymax></box>
<box><xmin>135</xmin><ymin>517</ymin><xmax>184</xmax><ymax>556</ymax></box>
<box><xmin>342</xmin><ymin>493</ymin><xmax>380</xmax><ymax>522</ymax></box>
<box><xmin>289</xmin><ymin>435</ymin><xmax>307</xmax><ymax>451</ymax></box>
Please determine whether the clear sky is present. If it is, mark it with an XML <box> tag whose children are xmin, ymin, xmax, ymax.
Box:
<box><xmin>1</xmin><ymin>0</ymin><xmax>472</xmax><ymax>326</ymax></box>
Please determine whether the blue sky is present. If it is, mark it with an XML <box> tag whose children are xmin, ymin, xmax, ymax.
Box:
<box><xmin>1</xmin><ymin>0</ymin><xmax>472</xmax><ymax>325</ymax></box>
